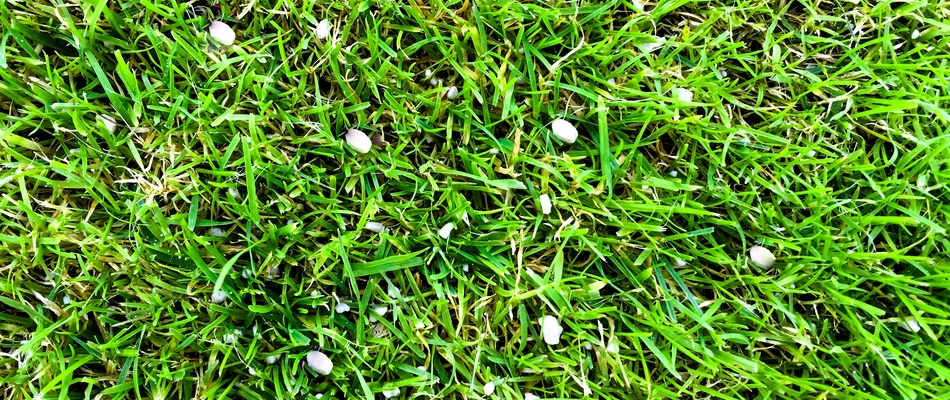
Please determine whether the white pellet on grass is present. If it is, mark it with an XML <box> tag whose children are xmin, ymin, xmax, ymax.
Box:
<box><xmin>675</xmin><ymin>87</ymin><xmax>694</xmax><ymax>102</ymax></box>
<box><xmin>807</xmin><ymin>150</ymin><xmax>817</xmax><ymax>157</ymax></box>
<box><xmin>670</xmin><ymin>170</ymin><xmax>678</xmax><ymax>177</ymax></box>
<box><xmin>538</xmin><ymin>315</ymin><xmax>563</xmax><ymax>345</ymax></box>
<box><xmin>607</xmin><ymin>78</ymin><xmax>616</xmax><ymax>85</ymax></box>
<box><xmin>438</xmin><ymin>222</ymin><xmax>454</xmax><ymax>239</ymax></box>
<box><xmin>365</xmin><ymin>221</ymin><xmax>385</xmax><ymax>233</ymax></box>
<box><xmin>430</xmin><ymin>77</ymin><xmax>443</xmax><ymax>86</ymax></box>
<box><xmin>551</xmin><ymin>119</ymin><xmax>578</xmax><ymax>144</ymax></box>
<box><xmin>632</xmin><ymin>0</ymin><xmax>646</xmax><ymax>12</ymax></box>
<box><xmin>525</xmin><ymin>393</ymin><xmax>541</xmax><ymax>400</ymax></box>
<box><xmin>265</xmin><ymin>355</ymin><xmax>278</xmax><ymax>364</ymax></box>
<box><xmin>446</xmin><ymin>86</ymin><xmax>459</xmax><ymax>100</ymax></box>
<box><xmin>306</xmin><ymin>351</ymin><xmax>333</xmax><ymax>375</ymax></box>
<box><xmin>640</xmin><ymin>37</ymin><xmax>665</xmax><ymax>53</ymax></box>
<box><xmin>585</xmin><ymin>342</ymin><xmax>592</xmax><ymax>350</ymax></box>
<box><xmin>417</xmin><ymin>365</ymin><xmax>426</xmax><ymax>372</ymax></box>
<box><xmin>316</xmin><ymin>19</ymin><xmax>331</xmax><ymax>40</ymax></box>
<box><xmin>209</xmin><ymin>227</ymin><xmax>226</xmax><ymax>237</ymax></box>
<box><xmin>248</xmin><ymin>367</ymin><xmax>257</xmax><ymax>376</ymax></box>
<box><xmin>749</xmin><ymin>246</ymin><xmax>776</xmax><ymax>269</ymax></box>
<box><xmin>415</xmin><ymin>321</ymin><xmax>426</xmax><ymax>329</ymax></box>
<box><xmin>345</xmin><ymin>129</ymin><xmax>373</xmax><ymax>154</ymax></box>
<box><xmin>606</xmin><ymin>338</ymin><xmax>620</xmax><ymax>353</ymax></box>
<box><xmin>462</xmin><ymin>264</ymin><xmax>470</xmax><ymax>272</ymax></box>
<box><xmin>228</xmin><ymin>188</ymin><xmax>241</xmax><ymax>199</ymax></box>
<box><xmin>209</xmin><ymin>21</ymin><xmax>236</xmax><ymax>46</ymax></box>
<box><xmin>425</xmin><ymin>69</ymin><xmax>433</xmax><ymax>78</ymax></box>
<box><xmin>912</xmin><ymin>30</ymin><xmax>921</xmax><ymax>40</ymax></box>
<box><xmin>368</xmin><ymin>305</ymin><xmax>388</xmax><ymax>323</ymax></box>
<box><xmin>62</xmin><ymin>294</ymin><xmax>71</xmax><ymax>305</ymax></box>
<box><xmin>381</xmin><ymin>388</ymin><xmax>400</xmax><ymax>398</ymax></box>
<box><xmin>897</xmin><ymin>318</ymin><xmax>922</xmax><ymax>333</ymax></box>
<box><xmin>675</xmin><ymin>259</ymin><xmax>686</xmax><ymax>267</ymax></box>
<box><xmin>210</xmin><ymin>290</ymin><xmax>227</xmax><ymax>304</ymax></box>
<box><xmin>335</xmin><ymin>302</ymin><xmax>351</xmax><ymax>313</ymax></box>
<box><xmin>222</xmin><ymin>332</ymin><xmax>238</xmax><ymax>344</ymax></box>
<box><xmin>538</xmin><ymin>194</ymin><xmax>552</xmax><ymax>215</ymax></box>
<box><xmin>483</xmin><ymin>381</ymin><xmax>496</xmax><ymax>395</ymax></box>
<box><xmin>241</xmin><ymin>269</ymin><xmax>252</xmax><ymax>279</ymax></box>
<box><xmin>99</xmin><ymin>115</ymin><xmax>117</xmax><ymax>133</ymax></box>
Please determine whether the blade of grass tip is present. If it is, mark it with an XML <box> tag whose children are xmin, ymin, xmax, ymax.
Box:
<box><xmin>242</xmin><ymin>133</ymin><xmax>260</xmax><ymax>224</ymax></box>
<box><xmin>596</xmin><ymin>95</ymin><xmax>613</xmax><ymax>197</ymax></box>
<box><xmin>660</xmin><ymin>258</ymin><xmax>702</xmax><ymax>316</ymax></box>
<box><xmin>187</xmin><ymin>194</ymin><xmax>199</xmax><ymax>231</ymax></box>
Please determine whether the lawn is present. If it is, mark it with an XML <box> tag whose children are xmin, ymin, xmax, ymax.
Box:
<box><xmin>1</xmin><ymin>0</ymin><xmax>949</xmax><ymax>399</ymax></box>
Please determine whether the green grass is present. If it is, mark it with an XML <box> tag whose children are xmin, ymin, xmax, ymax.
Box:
<box><xmin>1</xmin><ymin>0</ymin><xmax>949</xmax><ymax>399</ymax></box>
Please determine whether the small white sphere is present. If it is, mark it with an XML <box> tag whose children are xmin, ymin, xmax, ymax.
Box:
<box><xmin>539</xmin><ymin>315</ymin><xmax>563</xmax><ymax>345</ymax></box>
<box><xmin>607</xmin><ymin>78</ymin><xmax>616</xmax><ymax>85</ymax></box>
<box><xmin>538</xmin><ymin>194</ymin><xmax>552</xmax><ymax>215</ymax></box>
<box><xmin>210</xmin><ymin>290</ymin><xmax>227</xmax><ymax>304</ymax></box>
<box><xmin>265</xmin><ymin>355</ymin><xmax>278</xmax><ymax>364</ymax></box>
<box><xmin>912</xmin><ymin>30</ymin><xmax>921</xmax><ymax>39</ymax></box>
<box><xmin>525</xmin><ymin>393</ymin><xmax>541</xmax><ymax>400</ymax></box>
<box><xmin>345</xmin><ymin>129</ymin><xmax>373</xmax><ymax>154</ymax></box>
<box><xmin>365</xmin><ymin>221</ymin><xmax>385</xmax><ymax>233</ymax></box>
<box><xmin>446</xmin><ymin>86</ymin><xmax>459</xmax><ymax>100</ymax></box>
<box><xmin>381</xmin><ymin>388</ymin><xmax>400</xmax><ymax>399</ymax></box>
<box><xmin>551</xmin><ymin>119</ymin><xmax>578</xmax><ymax>144</ymax></box>
<box><xmin>368</xmin><ymin>305</ymin><xmax>388</xmax><ymax>322</ymax></box>
<box><xmin>99</xmin><ymin>115</ymin><xmax>117</xmax><ymax>133</ymax></box>
<box><xmin>483</xmin><ymin>381</ymin><xmax>496</xmax><ymax>395</ymax></box>
<box><xmin>208</xmin><ymin>227</ymin><xmax>226</xmax><ymax>237</ymax></box>
<box><xmin>208</xmin><ymin>21</ymin><xmax>236</xmax><ymax>46</ymax></box>
<box><xmin>897</xmin><ymin>318</ymin><xmax>921</xmax><ymax>333</ymax></box>
<box><xmin>606</xmin><ymin>339</ymin><xmax>620</xmax><ymax>353</ymax></box>
<box><xmin>425</xmin><ymin>69</ymin><xmax>433</xmax><ymax>78</ymax></box>
<box><xmin>438</xmin><ymin>222</ymin><xmax>454</xmax><ymax>239</ymax></box>
<box><xmin>306</xmin><ymin>351</ymin><xmax>333</xmax><ymax>375</ymax></box>
<box><xmin>335</xmin><ymin>302</ymin><xmax>351</xmax><ymax>313</ymax></box>
<box><xmin>675</xmin><ymin>88</ymin><xmax>694</xmax><ymax>102</ymax></box>
<box><xmin>316</xmin><ymin>19</ymin><xmax>331</xmax><ymax>40</ymax></box>
<box><xmin>675</xmin><ymin>259</ymin><xmax>686</xmax><ymax>267</ymax></box>
<box><xmin>749</xmin><ymin>246</ymin><xmax>776</xmax><ymax>269</ymax></box>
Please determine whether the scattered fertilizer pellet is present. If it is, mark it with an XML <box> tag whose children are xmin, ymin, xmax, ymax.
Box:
<box><xmin>209</xmin><ymin>21</ymin><xmax>236</xmax><ymax>46</ymax></box>
<box><xmin>749</xmin><ymin>246</ymin><xmax>776</xmax><ymax>269</ymax></box>
<box><xmin>306</xmin><ymin>351</ymin><xmax>333</xmax><ymax>375</ymax></box>
<box><xmin>539</xmin><ymin>315</ymin><xmax>563</xmax><ymax>345</ymax></box>
<box><xmin>345</xmin><ymin>129</ymin><xmax>373</xmax><ymax>154</ymax></box>
<box><xmin>316</xmin><ymin>19</ymin><xmax>331</xmax><ymax>40</ymax></box>
<box><xmin>438</xmin><ymin>222</ymin><xmax>454</xmax><ymax>239</ymax></box>
<box><xmin>551</xmin><ymin>119</ymin><xmax>578</xmax><ymax>144</ymax></box>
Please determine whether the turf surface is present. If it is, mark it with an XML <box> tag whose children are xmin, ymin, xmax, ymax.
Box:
<box><xmin>1</xmin><ymin>0</ymin><xmax>949</xmax><ymax>399</ymax></box>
